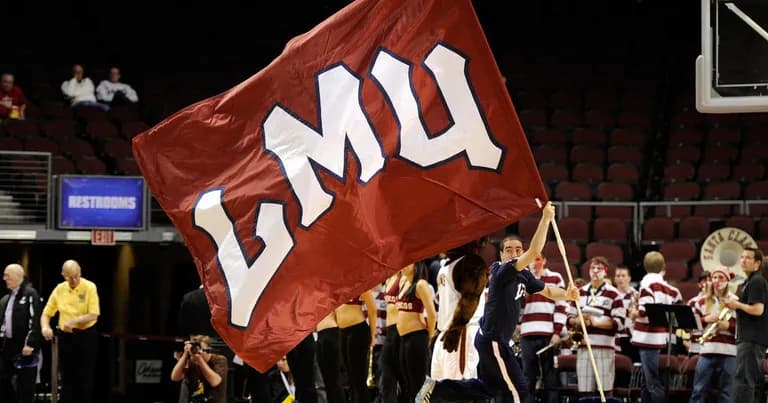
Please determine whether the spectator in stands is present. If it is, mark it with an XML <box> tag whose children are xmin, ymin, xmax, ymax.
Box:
<box><xmin>40</xmin><ymin>259</ymin><xmax>100</xmax><ymax>403</ymax></box>
<box><xmin>96</xmin><ymin>67</ymin><xmax>138</xmax><ymax>107</ymax></box>
<box><xmin>0</xmin><ymin>73</ymin><xmax>27</xmax><ymax>120</ymax></box>
<box><xmin>60</xmin><ymin>64</ymin><xmax>108</xmax><ymax>111</ymax></box>
<box><xmin>0</xmin><ymin>264</ymin><xmax>42</xmax><ymax>403</ymax></box>
<box><xmin>171</xmin><ymin>334</ymin><xmax>228</xmax><ymax>403</ymax></box>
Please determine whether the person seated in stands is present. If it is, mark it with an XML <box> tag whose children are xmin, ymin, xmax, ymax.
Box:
<box><xmin>61</xmin><ymin>64</ymin><xmax>108</xmax><ymax>111</ymax></box>
<box><xmin>96</xmin><ymin>67</ymin><xmax>138</xmax><ymax>107</ymax></box>
<box><xmin>0</xmin><ymin>73</ymin><xmax>27</xmax><ymax>120</ymax></box>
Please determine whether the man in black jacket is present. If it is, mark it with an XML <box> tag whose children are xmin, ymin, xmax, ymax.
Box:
<box><xmin>0</xmin><ymin>264</ymin><xmax>42</xmax><ymax>403</ymax></box>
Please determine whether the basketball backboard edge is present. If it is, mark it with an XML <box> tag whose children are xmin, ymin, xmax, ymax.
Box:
<box><xmin>696</xmin><ymin>0</ymin><xmax>768</xmax><ymax>113</ymax></box>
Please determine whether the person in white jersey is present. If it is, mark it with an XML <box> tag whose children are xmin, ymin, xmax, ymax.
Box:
<box><xmin>431</xmin><ymin>237</ymin><xmax>489</xmax><ymax>380</ymax></box>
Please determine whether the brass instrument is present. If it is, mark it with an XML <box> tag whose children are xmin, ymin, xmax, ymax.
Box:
<box><xmin>366</xmin><ymin>347</ymin><xmax>375</xmax><ymax>389</ymax></box>
<box><xmin>567</xmin><ymin>328</ymin><xmax>584</xmax><ymax>350</ymax></box>
<box><xmin>567</xmin><ymin>305</ymin><xmax>601</xmax><ymax>351</ymax></box>
<box><xmin>699</xmin><ymin>305</ymin><xmax>732</xmax><ymax>345</ymax></box>
<box><xmin>700</xmin><ymin>227</ymin><xmax>757</xmax><ymax>286</ymax></box>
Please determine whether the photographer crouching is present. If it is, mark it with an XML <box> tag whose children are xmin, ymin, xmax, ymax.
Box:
<box><xmin>171</xmin><ymin>335</ymin><xmax>228</xmax><ymax>403</ymax></box>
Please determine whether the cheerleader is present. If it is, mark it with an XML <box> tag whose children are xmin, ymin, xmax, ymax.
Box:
<box><xmin>396</xmin><ymin>261</ymin><xmax>437</xmax><ymax>402</ymax></box>
<box><xmin>316</xmin><ymin>312</ymin><xmax>345</xmax><ymax>403</ymax></box>
<box><xmin>336</xmin><ymin>290</ymin><xmax>377</xmax><ymax>403</ymax></box>
<box><xmin>379</xmin><ymin>271</ymin><xmax>406</xmax><ymax>403</ymax></box>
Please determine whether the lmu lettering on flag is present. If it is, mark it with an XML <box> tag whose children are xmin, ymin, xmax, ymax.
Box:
<box><xmin>132</xmin><ymin>0</ymin><xmax>547</xmax><ymax>371</ymax></box>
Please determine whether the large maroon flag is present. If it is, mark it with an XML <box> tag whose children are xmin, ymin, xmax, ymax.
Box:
<box><xmin>133</xmin><ymin>0</ymin><xmax>547</xmax><ymax>371</ymax></box>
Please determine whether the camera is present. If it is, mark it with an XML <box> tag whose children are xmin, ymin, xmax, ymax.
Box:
<box><xmin>190</xmin><ymin>340</ymin><xmax>203</xmax><ymax>354</ymax></box>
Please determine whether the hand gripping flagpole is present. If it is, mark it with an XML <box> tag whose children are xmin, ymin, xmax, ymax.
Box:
<box><xmin>551</xmin><ymin>218</ymin><xmax>606</xmax><ymax>403</ymax></box>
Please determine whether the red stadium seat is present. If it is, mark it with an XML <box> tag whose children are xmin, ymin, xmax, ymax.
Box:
<box><xmin>643</xmin><ymin>217</ymin><xmax>675</xmax><ymax>244</ymax></box>
<box><xmin>678</xmin><ymin>216</ymin><xmax>711</xmax><ymax>241</ymax></box>
<box><xmin>660</xmin><ymin>240</ymin><xmax>697</xmax><ymax>263</ymax></box>
<box><xmin>664</xmin><ymin>163</ymin><xmax>696</xmax><ymax>184</ymax></box>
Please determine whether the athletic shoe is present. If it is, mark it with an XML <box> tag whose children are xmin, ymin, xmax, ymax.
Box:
<box><xmin>415</xmin><ymin>376</ymin><xmax>436</xmax><ymax>402</ymax></box>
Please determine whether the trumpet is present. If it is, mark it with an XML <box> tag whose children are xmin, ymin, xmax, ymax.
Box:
<box><xmin>568</xmin><ymin>328</ymin><xmax>584</xmax><ymax>350</ymax></box>
<box><xmin>366</xmin><ymin>347</ymin><xmax>375</xmax><ymax>389</ymax></box>
<box><xmin>699</xmin><ymin>306</ymin><xmax>732</xmax><ymax>345</ymax></box>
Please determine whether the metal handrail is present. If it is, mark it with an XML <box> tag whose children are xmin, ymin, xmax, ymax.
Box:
<box><xmin>638</xmin><ymin>200</ymin><xmax>745</xmax><ymax>230</ymax></box>
<box><xmin>562</xmin><ymin>201</ymin><xmax>639</xmax><ymax>244</ymax></box>
<box><xmin>744</xmin><ymin>200</ymin><xmax>768</xmax><ymax>216</ymax></box>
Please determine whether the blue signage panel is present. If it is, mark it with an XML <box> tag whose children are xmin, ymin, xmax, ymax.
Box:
<box><xmin>59</xmin><ymin>176</ymin><xmax>146</xmax><ymax>230</ymax></box>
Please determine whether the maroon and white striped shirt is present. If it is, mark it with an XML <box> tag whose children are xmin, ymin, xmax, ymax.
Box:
<box><xmin>521</xmin><ymin>268</ymin><xmax>567</xmax><ymax>337</ymax></box>
<box><xmin>631</xmin><ymin>273</ymin><xmax>683</xmax><ymax>349</ymax></box>
<box><xmin>567</xmin><ymin>281</ymin><xmax>625</xmax><ymax>349</ymax></box>
<box><xmin>691</xmin><ymin>293</ymin><xmax>736</xmax><ymax>356</ymax></box>
<box><xmin>686</xmin><ymin>292</ymin><xmax>706</xmax><ymax>353</ymax></box>
<box><xmin>614</xmin><ymin>286</ymin><xmax>637</xmax><ymax>351</ymax></box>
<box><xmin>616</xmin><ymin>286</ymin><xmax>637</xmax><ymax>339</ymax></box>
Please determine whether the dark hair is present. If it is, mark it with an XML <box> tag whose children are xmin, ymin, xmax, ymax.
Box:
<box><xmin>745</xmin><ymin>247</ymin><xmax>763</xmax><ymax>265</ymax></box>
<box><xmin>446</xmin><ymin>236</ymin><xmax>489</xmax><ymax>262</ymax></box>
<box><xmin>404</xmin><ymin>261</ymin><xmax>428</xmax><ymax>299</ymax></box>
<box><xmin>501</xmin><ymin>234</ymin><xmax>522</xmax><ymax>247</ymax></box>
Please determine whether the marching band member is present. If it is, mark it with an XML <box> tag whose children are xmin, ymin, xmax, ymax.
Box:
<box><xmin>613</xmin><ymin>265</ymin><xmax>639</xmax><ymax>362</ymax></box>
<box><xmin>690</xmin><ymin>266</ymin><xmax>736</xmax><ymax>403</ymax></box>
<box><xmin>566</xmin><ymin>257</ymin><xmax>625</xmax><ymax>398</ymax></box>
<box><xmin>519</xmin><ymin>254</ymin><xmax>566</xmax><ymax>403</ymax></box>
<box><xmin>686</xmin><ymin>272</ymin><xmax>710</xmax><ymax>355</ymax></box>
<box><xmin>629</xmin><ymin>251</ymin><xmax>682</xmax><ymax>403</ymax></box>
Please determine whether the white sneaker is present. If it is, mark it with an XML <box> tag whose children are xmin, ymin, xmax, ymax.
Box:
<box><xmin>415</xmin><ymin>376</ymin><xmax>436</xmax><ymax>402</ymax></box>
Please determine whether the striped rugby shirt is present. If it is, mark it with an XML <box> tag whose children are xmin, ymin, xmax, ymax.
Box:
<box><xmin>520</xmin><ymin>268</ymin><xmax>567</xmax><ymax>337</ymax></box>
<box><xmin>567</xmin><ymin>281</ymin><xmax>625</xmax><ymax>349</ymax></box>
<box><xmin>614</xmin><ymin>286</ymin><xmax>637</xmax><ymax>351</ymax></box>
<box><xmin>691</xmin><ymin>293</ymin><xmax>736</xmax><ymax>356</ymax></box>
<box><xmin>630</xmin><ymin>272</ymin><xmax>683</xmax><ymax>349</ymax></box>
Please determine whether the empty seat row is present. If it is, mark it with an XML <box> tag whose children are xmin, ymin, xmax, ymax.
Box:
<box><xmin>514</xmin><ymin>90</ymin><xmax>654</xmax><ymax>112</ymax></box>
<box><xmin>529</xmin><ymin>127</ymin><xmax>647</xmax><ymax>148</ymax></box>
<box><xmin>518</xmin><ymin>216</ymin><xmax>629</xmax><ymax>244</ymax></box>
<box><xmin>668</xmin><ymin>127</ymin><xmax>767</xmax><ymax>147</ymax></box>
<box><xmin>520</xmin><ymin>109</ymin><xmax>653</xmax><ymax>130</ymax></box>
<box><xmin>666</xmin><ymin>144</ymin><xmax>768</xmax><ymax>164</ymax></box>
<box><xmin>643</xmin><ymin>215</ymin><xmax>768</xmax><ymax>242</ymax></box>
<box><xmin>664</xmin><ymin>162</ymin><xmax>765</xmax><ymax>184</ymax></box>
<box><xmin>534</xmin><ymin>144</ymin><xmax>645</xmax><ymax>166</ymax></box>
<box><xmin>23</xmin><ymin>102</ymin><xmax>141</xmax><ymax>124</ymax></box>
<box><xmin>2</xmin><ymin>118</ymin><xmax>147</xmax><ymax>140</ymax></box>
<box><xmin>541</xmin><ymin>163</ymin><xmax>640</xmax><ymax>185</ymax></box>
